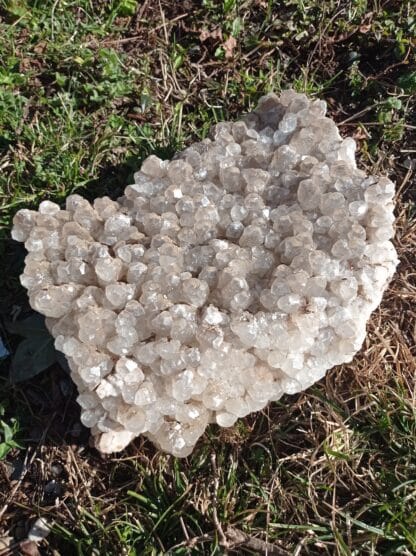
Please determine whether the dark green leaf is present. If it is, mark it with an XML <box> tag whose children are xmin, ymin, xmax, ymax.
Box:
<box><xmin>0</xmin><ymin>443</ymin><xmax>12</xmax><ymax>460</ymax></box>
<box><xmin>56</xmin><ymin>350</ymin><xmax>71</xmax><ymax>374</ymax></box>
<box><xmin>0</xmin><ymin>420</ymin><xmax>13</xmax><ymax>443</ymax></box>
<box><xmin>10</xmin><ymin>335</ymin><xmax>56</xmax><ymax>383</ymax></box>
<box><xmin>6</xmin><ymin>313</ymin><xmax>48</xmax><ymax>339</ymax></box>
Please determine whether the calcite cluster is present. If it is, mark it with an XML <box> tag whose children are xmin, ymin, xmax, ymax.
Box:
<box><xmin>12</xmin><ymin>91</ymin><xmax>398</xmax><ymax>456</ymax></box>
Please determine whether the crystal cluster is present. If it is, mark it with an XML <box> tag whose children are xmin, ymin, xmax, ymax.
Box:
<box><xmin>12</xmin><ymin>91</ymin><xmax>398</xmax><ymax>456</ymax></box>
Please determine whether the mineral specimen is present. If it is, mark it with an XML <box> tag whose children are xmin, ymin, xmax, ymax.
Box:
<box><xmin>12</xmin><ymin>91</ymin><xmax>398</xmax><ymax>456</ymax></box>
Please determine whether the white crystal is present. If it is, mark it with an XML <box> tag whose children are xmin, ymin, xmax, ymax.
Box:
<box><xmin>279</xmin><ymin>113</ymin><xmax>297</xmax><ymax>133</ymax></box>
<box><xmin>28</xmin><ymin>518</ymin><xmax>51</xmax><ymax>542</ymax></box>
<box><xmin>12</xmin><ymin>90</ymin><xmax>398</xmax><ymax>457</ymax></box>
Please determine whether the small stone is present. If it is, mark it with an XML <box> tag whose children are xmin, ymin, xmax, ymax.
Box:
<box><xmin>28</xmin><ymin>518</ymin><xmax>51</xmax><ymax>542</ymax></box>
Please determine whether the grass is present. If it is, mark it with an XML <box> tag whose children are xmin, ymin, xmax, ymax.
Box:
<box><xmin>0</xmin><ymin>0</ymin><xmax>415</xmax><ymax>554</ymax></box>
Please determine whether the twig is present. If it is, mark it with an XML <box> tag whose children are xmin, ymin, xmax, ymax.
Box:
<box><xmin>159</xmin><ymin>1</ymin><xmax>168</xmax><ymax>45</ymax></box>
<box><xmin>82</xmin><ymin>13</ymin><xmax>188</xmax><ymax>48</ymax></box>
<box><xmin>396</xmin><ymin>166</ymin><xmax>413</xmax><ymax>198</ymax></box>
<box><xmin>226</xmin><ymin>527</ymin><xmax>291</xmax><ymax>556</ymax></box>
<box><xmin>210</xmin><ymin>453</ymin><xmax>228</xmax><ymax>549</ymax></box>
<box><xmin>153</xmin><ymin>13</ymin><xmax>188</xmax><ymax>33</ymax></box>
<box><xmin>0</xmin><ymin>448</ymin><xmax>34</xmax><ymax>521</ymax></box>
<box><xmin>136</xmin><ymin>0</ymin><xmax>150</xmax><ymax>23</ymax></box>
<box><xmin>169</xmin><ymin>532</ymin><xmax>214</xmax><ymax>551</ymax></box>
<box><xmin>365</xmin><ymin>46</ymin><xmax>413</xmax><ymax>83</ymax></box>
<box><xmin>338</xmin><ymin>103</ymin><xmax>379</xmax><ymax>125</ymax></box>
<box><xmin>179</xmin><ymin>516</ymin><xmax>190</xmax><ymax>542</ymax></box>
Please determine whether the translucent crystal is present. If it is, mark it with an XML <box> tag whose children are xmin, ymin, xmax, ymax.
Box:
<box><xmin>297</xmin><ymin>179</ymin><xmax>321</xmax><ymax>210</ymax></box>
<box><xmin>39</xmin><ymin>200</ymin><xmax>60</xmax><ymax>215</ymax></box>
<box><xmin>95</xmin><ymin>257</ymin><xmax>123</xmax><ymax>284</ymax></box>
<box><xmin>117</xmin><ymin>405</ymin><xmax>146</xmax><ymax>433</ymax></box>
<box><xmin>141</xmin><ymin>155</ymin><xmax>167</xmax><ymax>178</ymax></box>
<box><xmin>279</xmin><ymin>113</ymin><xmax>297</xmax><ymax>133</ymax></box>
<box><xmin>277</xmin><ymin>293</ymin><xmax>303</xmax><ymax>314</ymax></box>
<box><xmin>12</xmin><ymin>90</ymin><xmax>398</xmax><ymax>457</ymax></box>
<box><xmin>105</xmin><ymin>283</ymin><xmax>135</xmax><ymax>309</ymax></box>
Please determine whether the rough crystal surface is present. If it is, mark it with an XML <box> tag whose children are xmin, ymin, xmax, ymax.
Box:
<box><xmin>12</xmin><ymin>91</ymin><xmax>398</xmax><ymax>457</ymax></box>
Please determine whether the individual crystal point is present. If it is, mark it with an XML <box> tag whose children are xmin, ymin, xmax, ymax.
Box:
<box><xmin>12</xmin><ymin>90</ymin><xmax>398</xmax><ymax>457</ymax></box>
